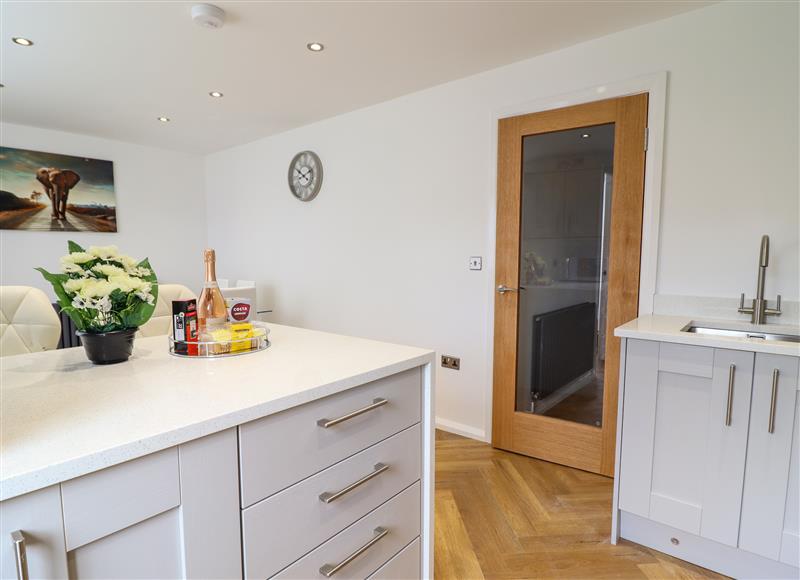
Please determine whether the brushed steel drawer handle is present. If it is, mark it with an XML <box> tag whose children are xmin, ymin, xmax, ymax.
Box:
<box><xmin>11</xmin><ymin>530</ymin><xmax>28</xmax><ymax>580</ymax></box>
<box><xmin>725</xmin><ymin>363</ymin><xmax>736</xmax><ymax>426</ymax></box>
<box><xmin>319</xmin><ymin>526</ymin><xmax>388</xmax><ymax>577</ymax></box>
<box><xmin>319</xmin><ymin>463</ymin><xmax>389</xmax><ymax>503</ymax></box>
<box><xmin>317</xmin><ymin>398</ymin><xmax>387</xmax><ymax>428</ymax></box>
<box><xmin>768</xmin><ymin>368</ymin><xmax>779</xmax><ymax>434</ymax></box>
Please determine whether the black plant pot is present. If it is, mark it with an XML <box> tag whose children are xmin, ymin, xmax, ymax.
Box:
<box><xmin>77</xmin><ymin>328</ymin><xmax>138</xmax><ymax>365</ymax></box>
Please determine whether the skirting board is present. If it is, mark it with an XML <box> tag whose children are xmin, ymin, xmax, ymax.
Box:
<box><xmin>619</xmin><ymin>511</ymin><xmax>799</xmax><ymax>580</ymax></box>
<box><xmin>435</xmin><ymin>417</ymin><xmax>487</xmax><ymax>442</ymax></box>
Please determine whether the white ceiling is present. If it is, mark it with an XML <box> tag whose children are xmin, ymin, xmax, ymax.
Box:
<box><xmin>1</xmin><ymin>1</ymin><xmax>709</xmax><ymax>154</ymax></box>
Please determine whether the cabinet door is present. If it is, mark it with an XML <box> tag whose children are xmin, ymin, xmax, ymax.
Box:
<box><xmin>63</xmin><ymin>429</ymin><xmax>240</xmax><ymax>579</ymax></box>
<box><xmin>699</xmin><ymin>348</ymin><xmax>755</xmax><ymax>546</ymax></box>
<box><xmin>739</xmin><ymin>354</ymin><xmax>800</xmax><ymax>561</ymax></box>
<box><xmin>0</xmin><ymin>486</ymin><xmax>68</xmax><ymax>579</ymax></box>
<box><xmin>618</xmin><ymin>341</ymin><xmax>753</xmax><ymax>545</ymax></box>
<box><xmin>780</xmin><ymin>397</ymin><xmax>800</xmax><ymax>567</ymax></box>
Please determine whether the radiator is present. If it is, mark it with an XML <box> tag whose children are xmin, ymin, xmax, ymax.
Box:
<box><xmin>530</xmin><ymin>302</ymin><xmax>596</xmax><ymax>399</ymax></box>
<box><xmin>52</xmin><ymin>303</ymin><xmax>82</xmax><ymax>349</ymax></box>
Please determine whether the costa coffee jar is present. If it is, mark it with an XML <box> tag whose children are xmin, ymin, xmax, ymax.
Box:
<box><xmin>226</xmin><ymin>297</ymin><xmax>253</xmax><ymax>322</ymax></box>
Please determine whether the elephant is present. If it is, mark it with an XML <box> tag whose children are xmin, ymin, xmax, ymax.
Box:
<box><xmin>36</xmin><ymin>168</ymin><xmax>80</xmax><ymax>220</ymax></box>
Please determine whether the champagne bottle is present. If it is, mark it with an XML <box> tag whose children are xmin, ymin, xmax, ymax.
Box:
<box><xmin>197</xmin><ymin>248</ymin><xmax>227</xmax><ymax>333</ymax></box>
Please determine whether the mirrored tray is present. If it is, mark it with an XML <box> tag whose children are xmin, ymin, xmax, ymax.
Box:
<box><xmin>168</xmin><ymin>321</ymin><xmax>270</xmax><ymax>358</ymax></box>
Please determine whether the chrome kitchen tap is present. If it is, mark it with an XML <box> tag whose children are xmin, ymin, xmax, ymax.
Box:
<box><xmin>738</xmin><ymin>235</ymin><xmax>782</xmax><ymax>324</ymax></box>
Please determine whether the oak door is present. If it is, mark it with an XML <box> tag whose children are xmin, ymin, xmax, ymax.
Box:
<box><xmin>492</xmin><ymin>94</ymin><xmax>648</xmax><ymax>476</ymax></box>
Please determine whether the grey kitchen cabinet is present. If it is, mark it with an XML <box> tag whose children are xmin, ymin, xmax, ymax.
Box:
<box><xmin>0</xmin><ymin>486</ymin><xmax>68</xmax><ymax>579</ymax></box>
<box><xmin>615</xmin><ymin>338</ymin><xmax>800</xmax><ymax>579</ymax></box>
<box><xmin>1</xmin><ymin>364</ymin><xmax>428</xmax><ymax>579</ymax></box>
<box><xmin>2</xmin><ymin>429</ymin><xmax>241</xmax><ymax>580</ymax></box>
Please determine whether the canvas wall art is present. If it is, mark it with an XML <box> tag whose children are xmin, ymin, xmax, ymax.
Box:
<box><xmin>0</xmin><ymin>146</ymin><xmax>117</xmax><ymax>232</ymax></box>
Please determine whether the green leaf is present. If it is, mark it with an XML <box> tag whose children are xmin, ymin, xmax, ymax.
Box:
<box><xmin>68</xmin><ymin>240</ymin><xmax>85</xmax><ymax>253</ymax></box>
<box><xmin>35</xmin><ymin>267</ymin><xmax>87</xmax><ymax>331</ymax></box>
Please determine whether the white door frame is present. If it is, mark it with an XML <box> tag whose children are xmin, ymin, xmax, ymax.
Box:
<box><xmin>482</xmin><ymin>71</ymin><xmax>667</xmax><ymax>443</ymax></box>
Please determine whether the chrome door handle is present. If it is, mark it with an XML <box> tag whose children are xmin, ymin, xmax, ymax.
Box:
<box><xmin>768</xmin><ymin>368</ymin><xmax>779</xmax><ymax>434</ymax></box>
<box><xmin>725</xmin><ymin>364</ymin><xmax>735</xmax><ymax>426</ymax></box>
<box><xmin>319</xmin><ymin>527</ymin><xmax>389</xmax><ymax>577</ymax></box>
<box><xmin>317</xmin><ymin>398</ymin><xmax>387</xmax><ymax>428</ymax></box>
<box><xmin>11</xmin><ymin>530</ymin><xmax>28</xmax><ymax>580</ymax></box>
<box><xmin>319</xmin><ymin>463</ymin><xmax>389</xmax><ymax>503</ymax></box>
<box><xmin>497</xmin><ymin>285</ymin><xmax>518</xmax><ymax>294</ymax></box>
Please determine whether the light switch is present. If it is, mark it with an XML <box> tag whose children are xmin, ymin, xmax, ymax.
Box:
<box><xmin>469</xmin><ymin>256</ymin><xmax>482</xmax><ymax>270</ymax></box>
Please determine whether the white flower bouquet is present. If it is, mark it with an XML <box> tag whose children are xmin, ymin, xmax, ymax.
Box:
<box><xmin>37</xmin><ymin>241</ymin><xmax>158</xmax><ymax>333</ymax></box>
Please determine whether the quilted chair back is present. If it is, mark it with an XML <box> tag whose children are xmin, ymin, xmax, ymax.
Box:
<box><xmin>138</xmin><ymin>284</ymin><xmax>196</xmax><ymax>337</ymax></box>
<box><xmin>0</xmin><ymin>286</ymin><xmax>62</xmax><ymax>356</ymax></box>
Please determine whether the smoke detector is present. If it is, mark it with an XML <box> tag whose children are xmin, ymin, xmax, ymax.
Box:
<box><xmin>191</xmin><ymin>4</ymin><xmax>226</xmax><ymax>29</ymax></box>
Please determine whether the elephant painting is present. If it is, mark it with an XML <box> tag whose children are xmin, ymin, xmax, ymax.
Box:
<box><xmin>36</xmin><ymin>168</ymin><xmax>81</xmax><ymax>220</ymax></box>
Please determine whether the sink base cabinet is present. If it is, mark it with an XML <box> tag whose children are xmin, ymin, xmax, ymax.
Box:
<box><xmin>614</xmin><ymin>338</ymin><xmax>800</xmax><ymax>579</ymax></box>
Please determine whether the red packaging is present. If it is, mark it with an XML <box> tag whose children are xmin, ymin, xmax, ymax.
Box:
<box><xmin>172</xmin><ymin>299</ymin><xmax>198</xmax><ymax>356</ymax></box>
<box><xmin>226</xmin><ymin>297</ymin><xmax>252</xmax><ymax>322</ymax></box>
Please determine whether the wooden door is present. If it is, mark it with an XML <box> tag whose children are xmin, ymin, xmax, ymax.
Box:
<box><xmin>492</xmin><ymin>94</ymin><xmax>648</xmax><ymax>476</ymax></box>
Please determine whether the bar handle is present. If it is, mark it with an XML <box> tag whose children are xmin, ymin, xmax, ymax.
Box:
<box><xmin>725</xmin><ymin>364</ymin><xmax>736</xmax><ymax>427</ymax></box>
<box><xmin>11</xmin><ymin>530</ymin><xmax>28</xmax><ymax>580</ymax></box>
<box><xmin>768</xmin><ymin>369</ymin><xmax>779</xmax><ymax>434</ymax></box>
<box><xmin>319</xmin><ymin>527</ymin><xmax>388</xmax><ymax>577</ymax></box>
<box><xmin>319</xmin><ymin>463</ymin><xmax>389</xmax><ymax>503</ymax></box>
<box><xmin>317</xmin><ymin>398</ymin><xmax>387</xmax><ymax>428</ymax></box>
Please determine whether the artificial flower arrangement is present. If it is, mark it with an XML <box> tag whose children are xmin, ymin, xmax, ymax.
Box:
<box><xmin>37</xmin><ymin>241</ymin><xmax>158</xmax><ymax>363</ymax></box>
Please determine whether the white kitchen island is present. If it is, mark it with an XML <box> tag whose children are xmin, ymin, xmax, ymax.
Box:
<box><xmin>0</xmin><ymin>323</ymin><xmax>435</xmax><ymax>580</ymax></box>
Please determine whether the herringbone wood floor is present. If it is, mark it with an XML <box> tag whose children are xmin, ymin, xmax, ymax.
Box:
<box><xmin>434</xmin><ymin>430</ymin><xmax>726</xmax><ymax>580</ymax></box>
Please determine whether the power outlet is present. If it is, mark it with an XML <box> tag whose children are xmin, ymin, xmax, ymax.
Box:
<box><xmin>441</xmin><ymin>355</ymin><xmax>460</xmax><ymax>370</ymax></box>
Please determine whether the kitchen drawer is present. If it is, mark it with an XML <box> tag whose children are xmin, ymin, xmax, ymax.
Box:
<box><xmin>61</xmin><ymin>447</ymin><xmax>180</xmax><ymax>551</ymax></box>
<box><xmin>240</xmin><ymin>367</ymin><xmax>421</xmax><ymax>507</ymax></box>
<box><xmin>368</xmin><ymin>538</ymin><xmax>421</xmax><ymax>580</ymax></box>
<box><xmin>273</xmin><ymin>482</ymin><xmax>421</xmax><ymax>580</ymax></box>
<box><xmin>243</xmin><ymin>424</ymin><xmax>421</xmax><ymax>579</ymax></box>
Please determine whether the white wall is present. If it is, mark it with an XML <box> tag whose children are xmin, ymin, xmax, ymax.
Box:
<box><xmin>204</xmin><ymin>2</ymin><xmax>799</xmax><ymax>440</ymax></box>
<box><xmin>1</xmin><ymin>123</ymin><xmax>208</xmax><ymax>295</ymax></box>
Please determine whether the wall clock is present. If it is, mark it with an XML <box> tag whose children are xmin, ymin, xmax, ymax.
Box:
<box><xmin>288</xmin><ymin>151</ymin><xmax>323</xmax><ymax>202</ymax></box>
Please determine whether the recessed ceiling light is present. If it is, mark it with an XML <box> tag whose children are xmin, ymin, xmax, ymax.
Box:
<box><xmin>307</xmin><ymin>42</ymin><xmax>324</xmax><ymax>52</ymax></box>
<box><xmin>12</xmin><ymin>37</ymin><xmax>33</xmax><ymax>46</ymax></box>
<box><xmin>581</xmin><ymin>133</ymin><xmax>591</xmax><ymax>139</ymax></box>
<box><xmin>157</xmin><ymin>116</ymin><xmax>171</xmax><ymax>123</ymax></box>
<box><xmin>209</xmin><ymin>91</ymin><xmax>224</xmax><ymax>98</ymax></box>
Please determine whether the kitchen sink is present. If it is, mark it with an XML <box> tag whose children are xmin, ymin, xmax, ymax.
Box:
<box><xmin>682</xmin><ymin>324</ymin><xmax>800</xmax><ymax>343</ymax></box>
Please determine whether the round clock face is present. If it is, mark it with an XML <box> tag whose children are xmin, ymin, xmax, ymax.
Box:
<box><xmin>288</xmin><ymin>151</ymin><xmax>323</xmax><ymax>202</ymax></box>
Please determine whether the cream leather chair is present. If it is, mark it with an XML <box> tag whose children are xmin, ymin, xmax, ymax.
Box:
<box><xmin>138</xmin><ymin>284</ymin><xmax>196</xmax><ymax>337</ymax></box>
<box><xmin>0</xmin><ymin>286</ymin><xmax>62</xmax><ymax>356</ymax></box>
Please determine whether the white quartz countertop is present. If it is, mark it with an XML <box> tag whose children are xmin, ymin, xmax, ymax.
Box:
<box><xmin>0</xmin><ymin>324</ymin><xmax>434</xmax><ymax>501</ymax></box>
<box><xmin>615</xmin><ymin>315</ymin><xmax>800</xmax><ymax>357</ymax></box>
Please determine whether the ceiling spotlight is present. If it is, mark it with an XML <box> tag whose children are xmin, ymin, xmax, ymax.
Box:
<box><xmin>581</xmin><ymin>133</ymin><xmax>591</xmax><ymax>139</ymax></box>
<box><xmin>209</xmin><ymin>91</ymin><xmax>224</xmax><ymax>98</ymax></box>
<box><xmin>12</xmin><ymin>37</ymin><xmax>33</xmax><ymax>46</ymax></box>
<box><xmin>307</xmin><ymin>42</ymin><xmax>324</xmax><ymax>52</ymax></box>
<box><xmin>157</xmin><ymin>116</ymin><xmax>171</xmax><ymax>123</ymax></box>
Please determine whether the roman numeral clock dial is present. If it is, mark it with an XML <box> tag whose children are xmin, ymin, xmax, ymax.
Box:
<box><xmin>288</xmin><ymin>150</ymin><xmax>323</xmax><ymax>201</ymax></box>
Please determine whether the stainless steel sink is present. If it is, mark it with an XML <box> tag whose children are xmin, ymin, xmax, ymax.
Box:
<box><xmin>682</xmin><ymin>325</ymin><xmax>800</xmax><ymax>343</ymax></box>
